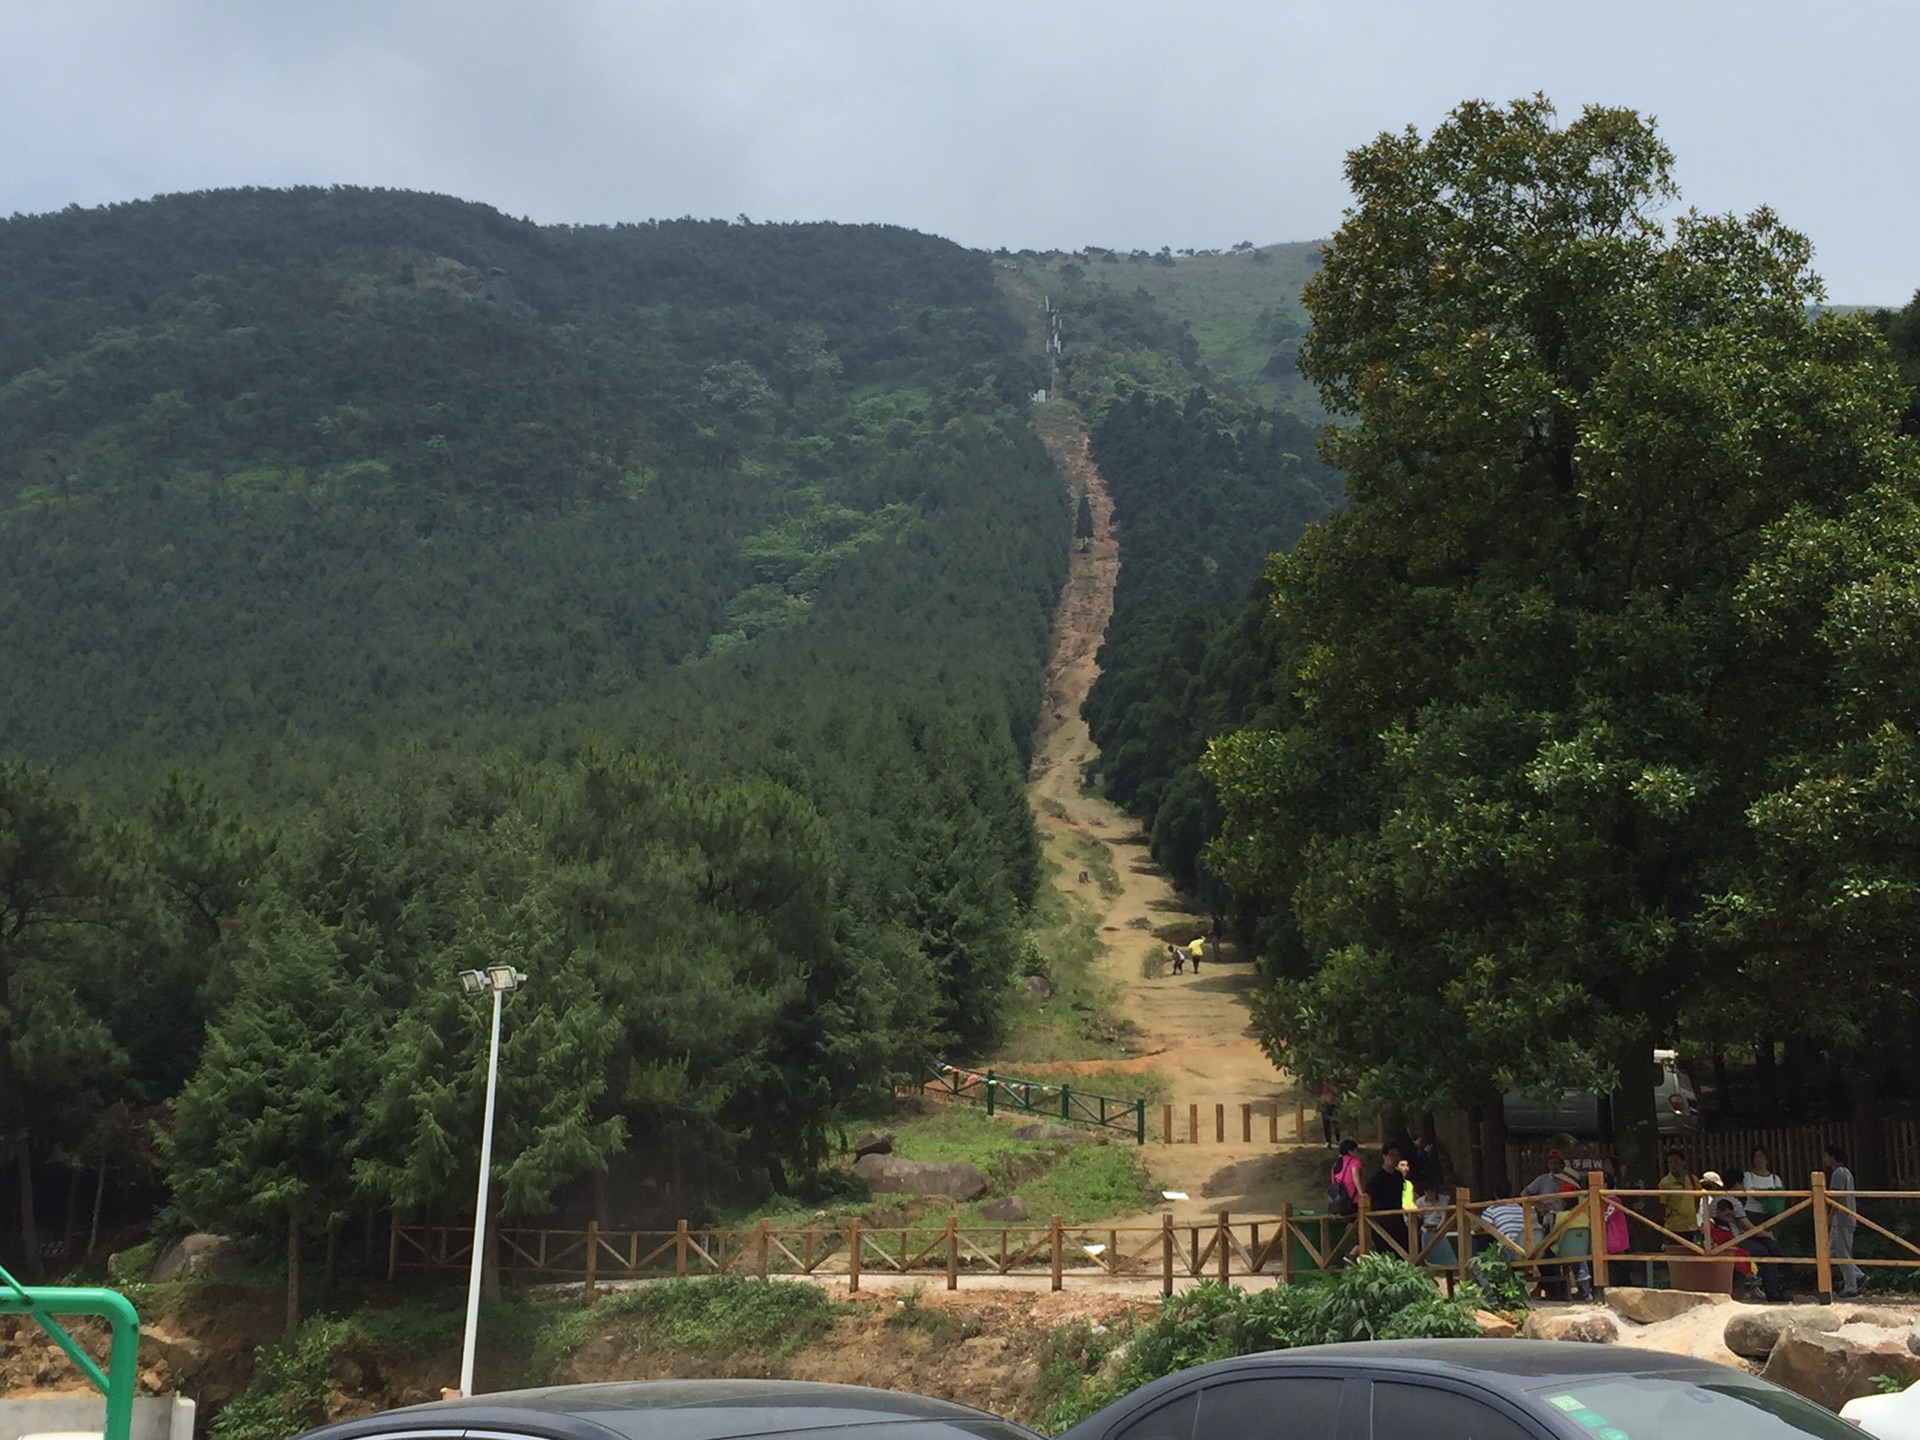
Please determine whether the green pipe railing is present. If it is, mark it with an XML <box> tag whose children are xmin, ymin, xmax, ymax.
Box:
<box><xmin>0</xmin><ymin>1263</ymin><xmax>139</xmax><ymax>1440</ymax></box>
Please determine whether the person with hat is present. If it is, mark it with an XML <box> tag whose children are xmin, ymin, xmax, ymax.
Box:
<box><xmin>1522</xmin><ymin>1147</ymin><xmax>1584</xmax><ymax>1298</ymax></box>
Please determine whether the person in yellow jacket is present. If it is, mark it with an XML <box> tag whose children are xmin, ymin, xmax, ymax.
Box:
<box><xmin>1187</xmin><ymin>936</ymin><xmax>1205</xmax><ymax>975</ymax></box>
<box><xmin>1658</xmin><ymin>1148</ymin><xmax>1700</xmax><ymax>1240</ymax></box>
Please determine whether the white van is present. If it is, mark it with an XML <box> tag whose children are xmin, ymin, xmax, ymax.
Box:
<box><xmin>1503</xmin><ymin>1049</ymin><xmax>1700</xmax><ymax>1136</ymax></box>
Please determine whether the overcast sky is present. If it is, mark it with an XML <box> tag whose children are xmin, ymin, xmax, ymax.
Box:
<box><xmin>4</xmin><ymin>1</ymin><xmax>1914</xmax><ymax>303</ymax></box>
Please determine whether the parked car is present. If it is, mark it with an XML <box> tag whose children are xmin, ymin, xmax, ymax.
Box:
<box><xmin>1055</xmin><ymin>1339</ymin><xmax>1856</xmax><ymax>1440</ymax></box>
<box><xmin>1503</xmin><ymin>1048</ymin><xmax>1700</xmax><ymax>1137</ymax></box>
<box><xmin>292</xmin><ymin>1380</ymin><xmax>1044</xmax><ymax>1440</ymax></box>
<box><xmin>1842</xmin><ymin>1380</ymin><xmax>1920</xmax><ymax>1438</ymax></box>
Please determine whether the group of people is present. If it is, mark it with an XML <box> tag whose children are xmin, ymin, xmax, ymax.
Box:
<box><xmin>1165</xmin><ymin>938</ymin><xmax>1206</xmax><ymax>975</ymax></box>
<box><xmin>1658</xmin><ymin>1142</ymin><xmax>1864</xmax><ymax>1299</ymax></box>
<box><xmin>1324</xmin><ymin>1136</ymin><xmax>1866</xmax><ymax>1302</ymax></box>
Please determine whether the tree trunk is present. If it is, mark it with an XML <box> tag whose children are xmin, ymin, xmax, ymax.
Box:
<box><xmin>86</xmin><ymin>1147</ymin><xmax>107</xmax><ymax>1260</ymax></box>
<box><xmin>1852</xmin><ymin>1070</ymin><xmax>1887</xmax><ymax>1188</ymax></box>
<box><xmin>16</xmin><ymin>1135</ymin><xmax>43</xmax><ymax>1282</ymax></box>
<box><xmin>286</xmin><ymin>1213</ymin><xmax>301</xmax><ymax>1338</ymax></box>
<box><xmin>1478</xmin><ymin>1097</ymin><xmax>1511</xmax><ymax>1197</ymax></box>
<box><xmin>1610</xmin><ymin>1029</ymin><xmax>1660</xmax><ymax>1188</ymax></box>
<box><xmin>1756</xmin><ymin>1035</ymin><xmax>1779</xmax><ymax>1117</ymax></box>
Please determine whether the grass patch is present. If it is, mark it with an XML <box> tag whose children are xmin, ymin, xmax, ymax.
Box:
<box><xmin>998</xmin><ymin>853</ymin><xmax>1131</xmax><ymax>1064</ymax></box>
<box><xmin>1015</xmin><ymin>1143</ymin><xmax>1158</xmax><ymax>1222</ymax></box>
<box><xmin>1066</xmin><ymin>837</ymin><xmax>1123</xmax><ymax>899</ymax></box>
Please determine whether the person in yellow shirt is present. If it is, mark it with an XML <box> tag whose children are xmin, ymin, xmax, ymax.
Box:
<box><xmin>1658</xmin><ymin>1148</ymin><xmax>1699</xmax><ymax>1240</ymax></box>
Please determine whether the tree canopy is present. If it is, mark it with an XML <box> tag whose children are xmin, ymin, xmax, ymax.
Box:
<box><xmin>1204</xmin><ymin>97</ymin><xmax>1920</xmax><ymax>1185</ymax></box>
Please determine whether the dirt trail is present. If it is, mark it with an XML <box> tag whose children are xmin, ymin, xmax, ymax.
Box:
<box><xmin>1022</xmin><ymin>402</ymin><xmax>1322</xmax><ymax>1223</ymax></box>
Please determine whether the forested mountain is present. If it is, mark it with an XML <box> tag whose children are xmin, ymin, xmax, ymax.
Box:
<box><xmin>1005</xmin><ymin>249</ymin><xmax>1345</xmax><ymax>907</ymax></box>
<box><xmin>0</xmin><ymin>189</ymin><xmax>1065</xmax><ymax>1288</ymax></box>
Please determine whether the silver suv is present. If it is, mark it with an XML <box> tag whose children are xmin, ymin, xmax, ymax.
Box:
<box><xmin>1503</xmin><ymin>1049</ymin><xmax>1699</xmax><ymax>1136</ymax></box>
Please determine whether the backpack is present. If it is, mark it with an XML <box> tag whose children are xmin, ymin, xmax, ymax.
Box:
<box><xmin>1327</xmin><ymin>1159</ymin><xmax>1358</xmax><ymax>1215</ymax></box>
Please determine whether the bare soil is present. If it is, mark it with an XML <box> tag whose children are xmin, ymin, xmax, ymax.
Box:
<box><xmin>1023</xmin><ymin>403</ymin><xmax>1318</xmax><ymax>1225</ymax></box>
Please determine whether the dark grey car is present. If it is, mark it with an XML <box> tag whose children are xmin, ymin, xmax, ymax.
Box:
<box><xmin>292</xmin><ymin>1380</ymin><xmax>1044</xmax><ymax>1440</ymax></box>
<box><xmin>1056</xmin><ymin>1339</ymin><xmax>1856</xmax><ymax>1440</ymax></box>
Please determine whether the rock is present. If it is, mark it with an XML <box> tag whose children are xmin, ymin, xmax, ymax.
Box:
<box><xmin>1844</xmin><ymin>1306</ymin><xmax>1914</xmax><ymax>1330</ymax></box>
<box><xmin>981</xmin><ymin>1197</ymin><xmax>1030</xmax><ymax>1222</ymax></box>
<box><xmin>852</xmin><ymin>1130</ymin><xmax>895</xmax><ymax>1158</ymax></box>
<box><xmin>853</xmin><ymin>1154</ymin><xmax>990</xmax><ymax>1201</ymax></box>
<box><xmin>1016</xmin><ymin>975</ymin><xmax>1055</xmax><ymax>1004</ymax></box>
<box><xmin>1472</xmin><ymin>1310</ymin><xmax>1518</xmax><ymax>1338</ymax></box>
<box><xmin>1724</xmin><ymin>1306</ymin><xmax>1843</xmax><ymax>1361</ymax></box>
<box><xmin>1761</xmin><ymin>1325</ymin><xmax>1920</xmax><ymax>1411</ymax></box>
<box><xmin>1010</xmin><ymin>1123</ymin><xmax>1084</xmax><ymax>1143</ymax></box>
<box><xmin>150</xmin><ymin>1232</ymin><xmax>250</xmax><ymax>1284</ymax></box>
<box><xmin>1605</xmin><ymin>1286</ymin><xmax>1730</xmax><ymax>1325</ymax></box>
<box><xmin>139</xmin><ymin>1329</ymin><xmax>206</xmax><ymax>1380</ymax></box>
<box><xmin>1519</xmin><ymin>1308</ymin><xmax>1618</xmax><ymax>1344</ymax></box>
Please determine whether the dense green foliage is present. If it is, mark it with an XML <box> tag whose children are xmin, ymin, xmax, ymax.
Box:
<box><xmin>1204</xmin><ymin>98</ymin><xmax>1920</xmax><ymax>1185</ymax></box>
<box><xmin>1082</xmin><ymin>390</ymin><xmax>1339</xmax><ymax>897</ymax></box>
<box><xmin>0</xmin><ymin>189</ymin><xmax>1070</xmax><ymax>1287</ymax></box>
<box><xmin>1042</xmin><ymin>1259</ymin><xmax>1478</xmax><ymax>1430</ymax></box>
<box><xmin>1869</xmin><ymin>290</ymin><xmax>1920</xmax><ymax>436</ymax></box>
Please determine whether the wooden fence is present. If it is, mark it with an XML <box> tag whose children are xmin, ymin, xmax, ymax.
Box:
<box><xmin>920</xmin><ymin>1064</ymin><xmax>1147</xmax><ymax>1142</ymax></box>
<box><xmin>390</xmin><ymin>1171</ymin><xmax>1920</xmax><ymax>1301</ymax></box>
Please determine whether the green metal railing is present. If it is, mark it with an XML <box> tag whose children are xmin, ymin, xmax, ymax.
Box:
<box><xmin>0</xmin><ymin>1263</ymin><xmax>139</xmax><ymax>1440</ymax></box>
<box><xmin>924</xmin><ymin>1062</ymin><xmax>1146</xmax><ymax>1143</ymax></box>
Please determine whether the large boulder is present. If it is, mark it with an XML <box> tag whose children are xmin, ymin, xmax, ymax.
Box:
<box><xmin>1724</xmin><ymin>1306</ymin><xmax>1843</xmax><ymax>1361</ymax></box>
<box><xmin>1520</xmin><ymin>1308</ymin><xmax>1619</xmax><ymax>1344</ymax></box>
<box><xmin>981</xmin><ymin>1197</ymin><xmax>1030</xmax><ymax>1223</ymax></box>
<box><xmin>150</xmin><ymin>1233</ymin><xmax>249</xmax><ymax>1284</ymax></box>
<box><xmin>1606</xmin><ymin>1287</ymin><xmax>1729</xmax><ymax>1326</ymax></box>
<box><xmin>1010</xmin><ymin>1123</ymin><xmax>1083</xmax><ymax>1143</ymax></box>
<box><xmin>1761</xmin><ymin>1325</ymin><xmax>1920</xmax><ymax>1411</ymax></box>
<box><xmin>1472</xmin><ymin>1310</ymin><xmax>1518</xmax><ymax>1339</ymax></box>
<box><xmin>1016</xmin><ymin>975</ymin><xmax>1055</xmax><ymax>1004</ymax></box>
<box><xmin>852</xmin><ymin>1130</ymin><xmax>894</xmax><ymax>1158</ymax></box>
<box><xmin>853</xmin><ymin>1154</ymin><xmax>989</xmax><ymax>1201</ymax></box>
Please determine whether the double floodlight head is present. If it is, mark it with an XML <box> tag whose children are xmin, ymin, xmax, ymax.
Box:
<box><xmin>458</xmin><ymin>966</ymin><xmax>527</xmax><ymax>997</ymax></box>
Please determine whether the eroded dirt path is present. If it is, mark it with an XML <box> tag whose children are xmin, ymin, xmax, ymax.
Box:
<box><xmin>1022</xmin><ymin>402</ymin><xmax>1321</xmax><ymax>1221</ymax></box>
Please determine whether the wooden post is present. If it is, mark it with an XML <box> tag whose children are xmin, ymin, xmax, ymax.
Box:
<box><xmin>1163</xmin><ymin>1103</ymin><xmax>1174</xmax><ymax>1144</ymax></box>
<box><xmin>756</xmin><ymin>1218</ymin><xmax>770</xmax><ymax>1280</ymax></box>
<box><xmin>1295</xmin><ymin>1100</ymin><xmax>1306</xmax><ymax>1144</ymax></box>
<box><xmin>387</xmin><ymin>1215</ymin><xmax>400</xmax><ymax>1282</ymax></box>
<box><xmin>1455</xmin><ymin>1187</ymin><xmax>1473</xmax><ymax>1295</ymax></box>
<box><xmin>1189</xmin><ymin>1103</ymin><xmax>1199</xmax><ymax>1144</ymax></box>
<box><xmin>1356</xmin><ymin>1195</ymin><xmax>1372</xmax><ymax>1257</ymax></box>
<box><xmin>676</xmin><ymin>1218</ymin><xmax>689</xmax><ymax>1278</ymax></box>
<box><xmin>1218</xmin><ymin>1211</ymin><xmax>1231</xmax><ymax>1282</ymax></box>
<box><xmin>848</xmin><ymin>1217</ymin><xmax>862</xmax><ymax>1293</ymax></box>
<box><xmin>1281</xmin><ymin>1203</ymin><xmax>1295</xmax><ymax>1285</ymax></box>
<box><xmin>585</xmin><ymin>1219</ymin><xmax>599</xmax><ymax>1297</ymax></box>
<box><xmin>1162</xmin><ymin>1213</ymin><xmax>1175</xmax><ymax>1296</ymax></box>
<box><xmin>1812</xmin><ymin>1171</ymin><xmax>1832</xmax><ymax>1301</ymax></box>
<box><xmin>1269</xmin><ymin>1105</ymin><xmax>1279</xmax><ymax>1145</ymax></box>
<box><xmin>1215</xmin><ymin>1103</ymin><xmax>1226</xmax><ymax>1143</ymax></box>
<box><xmin>1585</xmin><ymin>1171</ymin><xmax>1607</xmax><ymax>1298</ymax></box>
<box><xmin>1049</xmin><ymin>1215</ymin><xmax>1064</xmax><ymax>1292</ymax></box>
<box><xmin>1241</xmin><ymin>1103</ymin><xmax>1252</xmax><ymax>1143</ymax></box>
<box><xmin>945</xmin><ymin>1215</ymin><xmax>958</xmax><ymax>1291</ymax></box>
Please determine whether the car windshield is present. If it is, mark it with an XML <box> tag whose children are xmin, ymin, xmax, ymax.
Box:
<box><xmin>1525</xmin><ymin>1376</ymin><xmax>1856</xmax><ymax>1439</ymax></box>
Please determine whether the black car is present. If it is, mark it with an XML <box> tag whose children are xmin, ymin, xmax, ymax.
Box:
<box><xmin>1056</xmin><ymin>1339</ymin><xmax>1857</xmax><ymax>1440</ymax></box>
<box><xmin>292</xmin><ymin>1380</ymin><xmax>1044</xmax><ymax>1440</ymax></box>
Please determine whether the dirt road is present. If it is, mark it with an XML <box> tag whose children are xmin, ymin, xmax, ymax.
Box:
<box><xmin>1023</xmin><ymin>403</ymin><xmax>1324</xmax><ymax>1222</ymax></box>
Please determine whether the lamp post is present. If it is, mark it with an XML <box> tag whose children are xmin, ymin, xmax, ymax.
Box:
<box><xmin>456</xmin><ymin>964</ymin><xmax>524</xmax><ymax>1399</ymax></box>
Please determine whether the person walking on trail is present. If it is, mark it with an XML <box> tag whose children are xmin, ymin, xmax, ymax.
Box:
<box><xmin>1826</xmin><ymin>1142</ymin><xmax>1865</xmax><ymax>1297</ymax></box>
<box><xmin>1364</xmin><ymin>1145</ymin><xmax>1411</xmax><ymax>1256</ymax></box>
<box><xmin>1187</xmin><ymin>936</ymin><xmax>1205</xmax><ymax>975</ymax></box>
<box><xmin>1169</xmin><ymin>943</ymin><xmax>1184</xmax><ymax>975</ymax></box>
<box><xmin>1319</xmin><ymin>1082</ymin><xmax>1339</xmax><ymax>1148</ymax></box>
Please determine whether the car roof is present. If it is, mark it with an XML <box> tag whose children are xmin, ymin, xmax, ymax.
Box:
<box><xmin>1132</xmin><ymin>1340</ymin><xmax>1734</xmax><ymax>1391</ymax></box>
<box><xmin>298</xmin><ymin>1380</ymin><xmax>1040</xmax><ymax>1440</ymax></box>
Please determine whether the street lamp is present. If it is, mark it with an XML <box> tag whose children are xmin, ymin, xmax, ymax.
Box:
<box><xmin>456</xmin><ymin>965</ymin><xmax>524</xmax><ymax>1399</ymax></box>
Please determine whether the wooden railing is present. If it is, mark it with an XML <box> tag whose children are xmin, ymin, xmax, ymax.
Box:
<box><xmin>390</xmin><ymin>1171</ymin><xmax>1919</xmax><ymax>1300</ymax></box>
<box><xmin>919</xmin><ymin>1064</ymin><xmax>1148</xmax><ymax>1142</ymax></box>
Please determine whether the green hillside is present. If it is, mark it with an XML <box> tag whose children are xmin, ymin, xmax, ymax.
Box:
<box><xmin>0</xmin><ymin>190</ymin><xmax>1069</xmax><ymax>1276</ymax></box>
<box><xmin>1009</xmin><ymin>242</ymin><xmax>1324</xmax><ymax>417</ymax></box>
